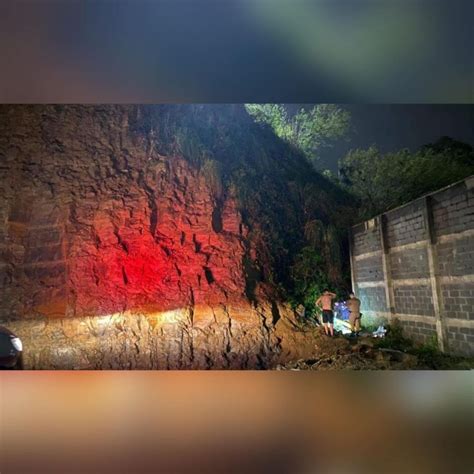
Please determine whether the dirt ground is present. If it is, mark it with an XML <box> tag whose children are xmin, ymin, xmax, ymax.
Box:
<box><xmin>275</xmin><ymin>326</ymin><xmax>474</xmax><ymax>370</ymax></box>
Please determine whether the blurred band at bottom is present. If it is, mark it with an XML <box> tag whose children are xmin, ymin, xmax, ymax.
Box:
<box><xmin>0</xmin><ymin>372</ymin><xmax>472</xmax><ymax>474</ymax></box>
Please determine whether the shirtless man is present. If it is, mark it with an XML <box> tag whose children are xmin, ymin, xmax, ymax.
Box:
<box><xmin>346</xmin><ymin>292</ymin><xmax>361</xmax><ymax>335</ymax></box>
<box><xmin>316</xmin><ymin>288</ymin><xmax>337</xmax><ymax>336</ymax></box>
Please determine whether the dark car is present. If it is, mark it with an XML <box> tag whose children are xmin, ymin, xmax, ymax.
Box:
<box><xmin>0</xmin><ymin>326</ymin><xmax>23</xmax><ymax>369</ymax></box>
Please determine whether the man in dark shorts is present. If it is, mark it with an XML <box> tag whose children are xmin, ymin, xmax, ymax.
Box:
<box><xmin>316</xmin><ymin>288</ymin><xmax>337</xmax><ymax>336</ymax></box>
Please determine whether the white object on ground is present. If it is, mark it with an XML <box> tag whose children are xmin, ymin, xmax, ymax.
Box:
<box><xmin>372</xmin><ymin>325</ymin><xmax>387</xmax><ymax>338</ymax></box>
<box><xmin>333</xmin><ymin>318</ymin><xmax>352</xmax><ymax>335</ymax></box>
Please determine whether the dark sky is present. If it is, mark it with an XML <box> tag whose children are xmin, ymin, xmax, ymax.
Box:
<box><xmin>1</xmin><ymin>1</ymin><xmax>472</xmax><ymax>102</ymax></box>
<box><xmin>312</xmin><ymin>105</ymin><xmax>474</xmax><ymax>171</ymax></box>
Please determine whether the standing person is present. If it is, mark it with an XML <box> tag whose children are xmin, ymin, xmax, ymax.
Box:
<box><xmin>316</xmin><ymin>289</ymin><xmax>337</xmax><ymax>336</ymax></box>
<box><xmin>347</xmin><ymin>292</ymin><xmax>361</xmax><ymax>335</ymax></box>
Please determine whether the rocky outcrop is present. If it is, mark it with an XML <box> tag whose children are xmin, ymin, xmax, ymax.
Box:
<box><xmin>4</xmin><ymin>302</ymin><xmax>321</xmax><ymax>369</ymax></box>
<box><xmin>0</xmin><ymin>105</ymin><xmax>338</xmax><ymax>368</ymax></box>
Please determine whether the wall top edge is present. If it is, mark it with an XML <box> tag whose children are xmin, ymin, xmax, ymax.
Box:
<box><xmin>352</xmin><ymin>175</ymin><xmax>473</xmax><ymax>230</ymax></box>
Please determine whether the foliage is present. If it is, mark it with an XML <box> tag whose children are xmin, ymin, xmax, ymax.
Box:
<box><xmin>412</xmin><ymin>339</ymin><xmax>474</xmax><ymax>369</ymax></box>
<box><xmin>339</xmin><ymin>137</ymin><xmax>474</xmax><ymax>219</ymax></box>
<box><xmin>289</xmin><ymin>246</ymin><xmax>329</xmax><ymax>317</ymax></box>
<box><xmin>245</xmin><ymin>104</ymin><xmax>351</xmax><ymax>168</ymax></box>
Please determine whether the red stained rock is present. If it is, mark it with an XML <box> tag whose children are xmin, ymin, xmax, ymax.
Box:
<box><xmin>0</xmin><ymin>105</ymin><xmax>327</xmax><ymax>368</ymax></box>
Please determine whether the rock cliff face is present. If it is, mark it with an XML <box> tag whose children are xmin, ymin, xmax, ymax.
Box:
<box><xmin>0</xmin><ymin>105</ymin><xmax>341</xmax><ymax>368</ymax></box>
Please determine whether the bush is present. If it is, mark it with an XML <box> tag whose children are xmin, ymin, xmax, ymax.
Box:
<box><xmin>289</xmin><ymin>247</ymin><xmax>329</xmax><ymax>318</ymax></box>
<box><xmin>374</xmin><ymin>320</ymin><xmax>413</xmax><ymax>352</ymax></box>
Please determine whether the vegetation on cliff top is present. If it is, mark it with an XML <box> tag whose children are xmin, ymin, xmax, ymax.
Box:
<box><xmin>243</xmin><ymin>104</ymin><xmax>474</xmax><ymax>220</ymax></box>
<box><xmin>339</xmin><ymin>137</ymin><xmax>474</xmax><ymax>219</ymax></box>
<box><xmin>245</xmin><ymin>104</ymin><xmax>351</xmax><ymax>169</ymax></box>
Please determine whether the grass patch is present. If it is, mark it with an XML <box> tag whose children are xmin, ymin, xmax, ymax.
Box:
<box><xmin>374</xmin><ymin>321</ymin><xmax>474</xmax><ymax>369</ymax></box>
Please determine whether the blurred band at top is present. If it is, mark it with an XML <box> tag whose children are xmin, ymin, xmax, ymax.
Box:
<box><xmin>0</xmin><ymin>0</ymin><xmax>472</xmax><ymax>103</ymax></box>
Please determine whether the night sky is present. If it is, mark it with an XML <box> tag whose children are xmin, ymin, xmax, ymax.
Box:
<box><xmin>307</xmin><ymin>105</ymin><xmax>474</xmax><ymax>171</ymax></box>
<box><xmin>1</xmin><ymin>1</ymin><xmax>472</xmax><ymax>102</ymax></box>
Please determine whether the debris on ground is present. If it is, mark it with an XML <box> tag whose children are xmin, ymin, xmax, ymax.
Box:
<box><xmin>276</xmin><ymin>328</ymin><xmax>417</xmax><ymax>370</ymax></box>
<box><xmin>372</xmin><ymin>325</ymin><xmax>387</xmax><ymax>338</ymax></box>
<box><xmin>274</xmin><ymin>326</ymin><xmax>474</xmax><ymax>370</ymax></box>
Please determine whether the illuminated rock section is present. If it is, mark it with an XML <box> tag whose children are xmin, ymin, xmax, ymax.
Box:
<box><xmin>0</xmin><ymin>105</ymin><xmax>335</xmax><ymax>368</ymax></box>
<box><xmin>69</xmin><ymin>157</ymin><xmax>247</xmax><ymax>317</ymax></box>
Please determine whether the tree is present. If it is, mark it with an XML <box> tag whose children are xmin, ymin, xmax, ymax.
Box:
<box><xmin>245</xmin><ymin>104</ymin><xmax>351</xmax><ymax>168</ymax></box>
<box><xmin>339</xmin><ymin>139</ymin><xmax>474</xmax><ymax>219</ymax></box>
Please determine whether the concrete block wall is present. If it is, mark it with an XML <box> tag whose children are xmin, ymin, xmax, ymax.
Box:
<box><xmin>350</xmin><ymin>176</ymin><xmax>474</xmax><ymax>356</ymax></box>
